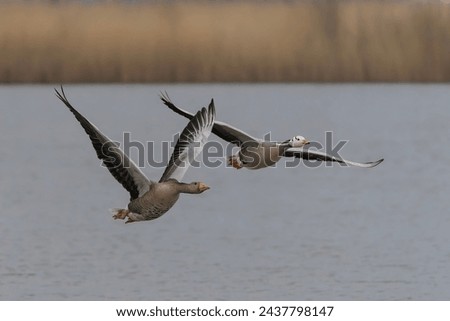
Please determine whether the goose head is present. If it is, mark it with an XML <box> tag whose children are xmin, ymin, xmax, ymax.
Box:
<box><xmin>289</xmin><ymin>135</ymin><xmax>310</xmax><ymax>147</ymax></box>
<box><xmin>195</xmin><ymin>182</ymin><xmax>210</xmax><ymax>193</ymax></box>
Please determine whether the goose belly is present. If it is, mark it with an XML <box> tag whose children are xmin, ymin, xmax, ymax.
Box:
<box><xmin>240</xmin><ymin>145</ymin><xmax>282</xmax><ymax>169</ymax></box>
<box><xmin>128</xmin><ymin>191</ymin><xmax>180</xmax><ymax>220</ymax></box>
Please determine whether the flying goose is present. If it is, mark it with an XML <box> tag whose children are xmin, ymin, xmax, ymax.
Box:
<box><xmin>56</xmin><ymin>87</ymin><xmax>215</xmax><ymax>223</ymax></box>
<box><xmin>160</xmin><ymin>94</ymin><xmax>383</xmax><ymax>170</ymax></box>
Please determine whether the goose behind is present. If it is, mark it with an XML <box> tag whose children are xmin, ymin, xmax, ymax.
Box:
<box><xmin>160</xmin><ymin>93</ymin><xmax>383</xmax><ymax>170</ymax></box>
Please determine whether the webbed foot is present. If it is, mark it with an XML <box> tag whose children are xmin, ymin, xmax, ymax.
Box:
<box><xmin>228</xmin><ymin>155</ymin><xmax>243</xmax><ymax>169</ymax></box>
<box><xmin>111</xmin><ymin>208</ymin><xmax>129</xmax><ymax>220</ymax></box>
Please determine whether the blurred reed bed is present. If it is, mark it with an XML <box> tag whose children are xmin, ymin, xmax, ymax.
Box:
<box><xmin>0</xmin><ymin>1</ymin><xmax>449</xmax><ymax>83</ymax></box>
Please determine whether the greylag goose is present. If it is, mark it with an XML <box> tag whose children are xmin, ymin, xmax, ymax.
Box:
<box><xmin>160</xmin><ymin>93</ymin><xmax>383</xmax><ymax>170</ymax></box>
<box><xmin>56</xmin><ymin>87</ymin><xmax>215</xmax><ymax>223</ymax></box>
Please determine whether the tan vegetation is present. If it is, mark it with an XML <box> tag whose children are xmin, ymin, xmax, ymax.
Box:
<box><xmin>0</xmin><ymin>1</ymin><xmax>449</xmax><ymax>83</ymax></box>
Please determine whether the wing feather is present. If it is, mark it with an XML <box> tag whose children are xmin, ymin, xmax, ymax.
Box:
<box><xmin>284</xmin><ymin>148</ymin><xmax>384</xmax><ymax>168</ymax></box>
<box><xmin>159</xmin><ymin>99</ymin><xmax>216</xmax><ymax>182</ymax></box>
<box><xmin>160</xmin><ymin>93</ymin><xmax>258</xmax><ymax>146</ymax></box>
<box><xmin>55</xmin><ymin>87</ymin><xmax>152</xmax><ymax>200</ymax></box>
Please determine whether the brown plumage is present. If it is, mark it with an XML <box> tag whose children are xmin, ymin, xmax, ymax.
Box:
<box><xmin>56</xmin><ymin>87</ymin><xmax>215</xmax><ymax>223</ymax></box>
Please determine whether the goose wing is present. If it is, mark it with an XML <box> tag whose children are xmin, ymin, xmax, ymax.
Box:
<box><xmin>55</xmin><ymin>87</ymin><xmax>153</xmax><ymax>200</ymax></box>
<box><xmin>284</xmin><ymin>148</ymin><xmax>384</xmax><ymax>168</ymax></box>
<box><xmin>160</xmin><ymin>92</ymin><xmax>258</xmax><ymax>146</ymax></box>
<box><xmin>159</xmin><ymin>99</ymin><xmax>216</xmax><ymax>182</ymax></box>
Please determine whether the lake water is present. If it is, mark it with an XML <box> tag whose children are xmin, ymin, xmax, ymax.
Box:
<box><xmin>0</xmin><ymin>84</ymin><xmax>449</xmax><ymax>300</ymax></box>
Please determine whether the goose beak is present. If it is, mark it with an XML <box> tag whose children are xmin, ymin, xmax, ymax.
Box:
<box><xmin>198</xmin><ymin>183</ymin><xmax>210</xmax><ymax>192</ymax></box>
<box><xmin>305</xmin><ymin>140</ymin><xmax>310</xmax><ymax>145</ymax></box>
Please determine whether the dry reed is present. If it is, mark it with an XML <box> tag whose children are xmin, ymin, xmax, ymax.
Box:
<box><xmin>0</xmin><ymin>1</ymin><xmax>449</xmax><ymax>83</ymax></box>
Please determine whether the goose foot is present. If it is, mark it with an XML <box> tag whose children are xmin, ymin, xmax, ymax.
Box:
<box><xmin>111</xmin><ymin>208</ymin><xmax>129</xmax><ymax>220</ymax></box>
<box><xmin>228</xmin><ymin>155</ymin><xmax>243</xmax><ymax>169</ymax></box>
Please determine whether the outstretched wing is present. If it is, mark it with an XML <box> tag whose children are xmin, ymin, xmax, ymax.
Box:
<box><xmin>284</xmin><ymin>148</ymin><xmax>384</xmax><ymax>168</ymax></box>
<box><xmin>160</xmin><ymin>92</ymin><xmax>258</xmax><ymax>146</ymax></box>
<box><xmin>159</xmin><ymin>99</ymin><xmax>216</xmax><ymax>182</ymax></box>
<box><xmin>55</xmin><ymin>86</ymin><xmax>153</xmax><ymax>200</ymax></box>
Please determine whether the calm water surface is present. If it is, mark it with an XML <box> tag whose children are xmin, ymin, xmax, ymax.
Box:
<box><xmin>0</xmin><ymin>84</ymin><xmax>449</xmax><ymax>300</ymax></box>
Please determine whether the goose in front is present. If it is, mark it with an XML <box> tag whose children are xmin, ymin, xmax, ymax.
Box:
<box><xmin>56</xmin><ymin>87</ymin><xmax>215</xmax><ymax>223</ymax></box>
<box><xmin>160</xmin><ymin>93</ymin><xmax>383</xmax><ymax>170</ymax></box>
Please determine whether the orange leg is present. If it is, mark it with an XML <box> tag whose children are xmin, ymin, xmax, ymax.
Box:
<box><xmin>112</xmin><ymin>209</ymin><xmax>129</xmax><ymax>220</ymax></box>
<box><xmin>229</xmin><ymin>156</ymin><xmax>243</xmax><ymax>169</ymax></box>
